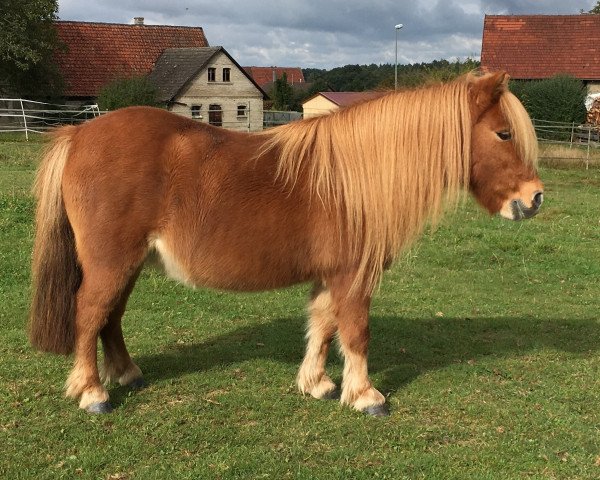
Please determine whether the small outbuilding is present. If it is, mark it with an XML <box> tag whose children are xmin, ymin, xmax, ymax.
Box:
<box><xmin>302</xmin><ymin>91</ymin><xmax>384</xmax><ymax>118</ymax></box>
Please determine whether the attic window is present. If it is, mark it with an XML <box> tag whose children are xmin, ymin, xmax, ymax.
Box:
<box><xmin>223</xmin><ymin>68</ymin><xmax>231</xmax><ymax>82</ymax></box>
<box><xmin>207</xmin><ymin>68</ymin><xmax>216</xmax><ymax>82</ymax></box>
<box><xmin>191</xmin><ymin>105</ymin><xmax>201</xmax><ymax>118</ymax></box>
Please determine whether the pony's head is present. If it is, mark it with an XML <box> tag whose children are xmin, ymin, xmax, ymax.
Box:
<box><xmin>468</xmin><ymin>71</ymin><xmax>543</xmax><ymax>220</ymax></box>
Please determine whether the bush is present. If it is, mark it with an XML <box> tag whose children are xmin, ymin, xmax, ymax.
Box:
<box><xmin>510</xmin><ymin>75</ymin><xmax>587</xmax><ymax>127</ymax></box>
<box><xmin>97</xmin><ymin>76</ymin><xmax>159</xmax><ymax>110</ymax></box>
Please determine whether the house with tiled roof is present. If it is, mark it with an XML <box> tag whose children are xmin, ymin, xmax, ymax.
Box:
<box><xmin>244</xmin><ymin>67</ymin><xmax>305</xmax><ymax>89</ymax></box>
<box><xmin>481</xmin><ymin>14</ymin><xmax>600</xmax><ymax>94</ymax></box>
<box><xmin>54</xmin><ymin>19</ymin><xmax>268</xmax><ymax>130</ymax></box>
<box><xmin>148</xmin><ymin>47</ymin><xmax>267</xmax><ymax>131</ymax></box>
<box><xmin>55</xmin><ymin>19</ymin><xmax>209</xmax><ymax>100</ymax></box>
<box><xmin>302</xmin><ymin>91</ymin><xmax>384</xmax><ymax>118</ymax></box>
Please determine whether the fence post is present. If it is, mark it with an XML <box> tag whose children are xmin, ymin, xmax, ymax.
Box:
<box><xmin>19</xmin><ymin>99</ymin><xmax>29</xmax><ymax>141</ymax></box>
<box><xmin>587</xmin><ymin>125</ymin><xmax>591</xmax><ymax>170</ymax></box>
<box><xmin>570</xmin><ymin>122</ymin><xmax>574</xmax><ymax>148</ymax></box>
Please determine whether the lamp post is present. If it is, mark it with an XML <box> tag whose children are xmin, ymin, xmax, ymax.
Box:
<box><xmin>395</xmin><ymin>24</ymin><xmax>403</xmax><ymax>90</ymax></box>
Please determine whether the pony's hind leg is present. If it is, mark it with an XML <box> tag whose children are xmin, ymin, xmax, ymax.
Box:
<box><xmin>100</xmin><ymin>271</ymin><xmax>145</xmax><ymax>390</ymax></box>
<box><xmin>329</xmin><ymin>274</ymin><xmax>388</xmax><ymax>416</ymax></box>
<box><xmin>297</xmin><ymin>283</ymin><xmax>338</xmax><ymax>399</ymax></box>
<box><xmin>65</xmin><ymin>255</ymin><xmax>145</xmax><ymax>413</ymax></box>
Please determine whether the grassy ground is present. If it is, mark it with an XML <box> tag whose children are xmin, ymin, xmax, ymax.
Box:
<box><xmin>1</xmin><ymin>137</ymin><xmax>600</xmax><ymax>479</ymax></box>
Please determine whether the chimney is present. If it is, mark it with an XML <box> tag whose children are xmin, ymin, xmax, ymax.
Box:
<box><xmin>134</xmin><ymin>17</ymin><xmax>144</xmax><ymax>25</ymax></box>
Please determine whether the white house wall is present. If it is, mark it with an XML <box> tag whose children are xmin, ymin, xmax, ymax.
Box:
<box><xmin>169</xmin><ymin>51</ymin><xmax>264</xmax><ymax>132</ymax></box>
<box><xmin>302</xmin><ymin>95</ymin><xmax>338</xmax><ymax>118</ymax></box>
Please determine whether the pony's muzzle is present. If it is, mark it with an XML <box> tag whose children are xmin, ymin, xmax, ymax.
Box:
<box><xmin>510</xmin><ymin>190</ymin><xmax>543</xmax><ymax>220</ymax></box>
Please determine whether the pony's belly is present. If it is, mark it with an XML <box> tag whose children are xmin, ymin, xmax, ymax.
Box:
<box><xmin>150</xmin><ymin>237</ymin><xmax>197</xmax><ymax>287</ymax></box>
<box><xmin>149</xmin><ymin>236</ymin><xmax>313</xmax><ymax>291</ymax></box>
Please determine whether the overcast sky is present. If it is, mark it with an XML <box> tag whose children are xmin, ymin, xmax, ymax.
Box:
<box><xmin>57</xmin><ymin>0</ymin><xmax>597</xmax><ymax>69</ymax></box>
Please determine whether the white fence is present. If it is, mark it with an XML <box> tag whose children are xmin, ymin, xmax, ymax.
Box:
<box><xmin>533</xmin><ymin>118</ymin><xmax>600</xmax><ymax>168</ymax></box>
<box><xmin>534</xmin><ymin>118</ymin><xmax>600</xmax><ymax>145</ymax></box>
<box><xmin>0</xmin><ymin>99</ymin><xmax>103</xmax><ymax>139</ymax></box>
<box><xmin>6</xmin><ymin>100</ymin><xmax>596</xmax><ymax>158</ymax></box>
<box><xmin>0</xmin><ymin>99</ymin><xmax>303</xmax><ymax>138</ymax></box>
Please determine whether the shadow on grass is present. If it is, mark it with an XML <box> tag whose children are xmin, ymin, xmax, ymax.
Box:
<box><xmin>134</xmin><ymin>315</ymin><xmax>600</xmax><ymax>398</ymax></box>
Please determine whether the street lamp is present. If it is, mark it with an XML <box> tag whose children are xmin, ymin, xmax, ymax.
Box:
<box><xmin>395</xmin><ymin>23</ymin><xmax>403</xmax><ymax>90</ymax></box>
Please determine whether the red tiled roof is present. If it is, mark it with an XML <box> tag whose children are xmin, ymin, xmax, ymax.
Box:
<box><xmin>243</xmin><ymin>67</ymin><xmax>305</xmax><ymax>88</ymax></box>
<box><xmin>481</xmin><ymin>15</ymin><xmax>600</xmax><ymax>80</ymax></box>
<box><xmin>55</xmin><ymin>21</ymin><xmax>209</xmax><ymax>97</ymax></box>
<box><xmin>319</xmin><ymin>91</ymin><xmax>384</xmax><ymax>107</ymax></box>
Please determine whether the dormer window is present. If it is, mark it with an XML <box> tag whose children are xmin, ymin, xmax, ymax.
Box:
<box><xmin>207</xmin><ymin>68</ymin><xmax>216</xmax><ymax>82</ymax></box>
<box><xmin>223</xmin><ymin>68</ymin><xmax>231</xmax><ymax>82</ymax></box>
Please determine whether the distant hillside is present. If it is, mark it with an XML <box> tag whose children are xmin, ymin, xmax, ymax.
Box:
<box><xmin>303</xmin><ymin>58</ymin><xmax>480</xmax><ymax>92</ymax></box>
<box><xmin>265</xmin><ymin>58</ymin><xmax>480</xmax><ymax>112</ymax></box>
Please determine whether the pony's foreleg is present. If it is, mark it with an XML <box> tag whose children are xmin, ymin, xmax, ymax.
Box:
<box><xmin>297</xmin><ymin>284</ymin><xmax>338</xmax><ymax>399</ymax></box>
<box><xmin>330</xmin><ymin>277</ymin><xmax>388</xmax><ymax>416</ymax></box>
<box><xmin>100</xmin><ymin>272</ymin><xmax>144</xmax><ymax>390</ymax></box>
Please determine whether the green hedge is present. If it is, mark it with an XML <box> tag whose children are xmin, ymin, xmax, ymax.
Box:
<box><xmin>97</xmin><ymin>76</ymin><xmax>160</xmax><ymax>111</ymax></box>
<box><xmin>510</xmin><ymin>75</ymin><xmax>587</xmax><ymax>140</ymax></box>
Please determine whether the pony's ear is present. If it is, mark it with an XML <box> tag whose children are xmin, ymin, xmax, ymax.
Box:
<box><xmin>468</xmin><ymin>71</ymin><xmax>510</xmax><ymax>118</ymax></box>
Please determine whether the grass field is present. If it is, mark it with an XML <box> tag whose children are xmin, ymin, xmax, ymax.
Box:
<box><xmin>1</xmin><ymin>136</ymin><xmax>600</xmax><ymax>479</ymax></box>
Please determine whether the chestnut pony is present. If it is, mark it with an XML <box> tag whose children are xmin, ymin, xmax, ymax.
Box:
<box><xmin>29</xmin><ymin>71</ymin><xmax>543</xmax><ymax>415</ymax></box>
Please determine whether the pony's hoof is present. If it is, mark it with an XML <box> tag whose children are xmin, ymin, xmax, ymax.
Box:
<box><xmin>322</xmin><ymin>388</ymin><xmax>340</xmax><ymax>400</ymax></box>
<box><xmin>86</xmin><ymin>401</ymin><xmax>113</xmax><ymax>414</ymax></box>
<box><xmin>362</xmin><ymin>403</ymin><xmax>390</xmax><ymax>417</ymax></box>
<box><xmin>127</xmin><ymin>377</ymin><xmax>146</xmax><ymax>390</ymax></box>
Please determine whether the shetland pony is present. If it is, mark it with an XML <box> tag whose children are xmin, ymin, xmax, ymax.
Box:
<box><xmin>29</xmin><ymin>71</ymin><xmax>543</xmax><ymax>415</ymax></box>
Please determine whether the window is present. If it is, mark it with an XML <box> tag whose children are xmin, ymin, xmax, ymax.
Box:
<box><xmin>191</xmin><ymin>105</ymin><xmax>202</xmax><ymax>118</ymax></box>
<box><xmin>223</xmin><ymin>68</ymin><xmax>231</xmax><ymax>82</ymax></box>
<box><xmin>207</xmin><ymin>67</ymin><xmax>216</xmax><ymax>82</ymax></box>
<box><xmin>237</xmin><ymin>104</ymin><xmax>247</xmax><ymax>117</ymax></box>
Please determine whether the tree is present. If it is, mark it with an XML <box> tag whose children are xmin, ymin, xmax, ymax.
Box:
<box><xmin>589</xmin><ymin>1</ymin><xmax>600</xmax><ymax>14</ymax></box>
<box><xmin>269</xmin><ymin>72</ymin><xmax>297</xmax><ymax>111</ymax></box>
<box><xmin>302</xmin><ymin>59</ymin><xmax>481</xmax><ymax>93</ymax></box>
<box><xmin>97</xmin><ymin>76</ymin><xmax>159</xmax><ymax>111</ymax></box>
<box><xmin>0</xmin><ymin>0</ymin><xmax>63</xmax><ymax>97</ymax></box>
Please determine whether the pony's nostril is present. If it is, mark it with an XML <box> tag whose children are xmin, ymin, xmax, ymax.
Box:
<box><xmin>532</xmin><ymin>191</ymin><xmax>544</xmax><ymax>208</ymax></box>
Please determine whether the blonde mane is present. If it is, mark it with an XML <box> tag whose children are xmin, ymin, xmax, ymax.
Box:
<box><xmin>260</xmin><ymin>74</ymin><xmax>536</xmax><ymax>292</ymax></box>
<box><xmin>499</xmin><ymin>91</ymin><xmax>538</xmax><ymax>167</ymax></box>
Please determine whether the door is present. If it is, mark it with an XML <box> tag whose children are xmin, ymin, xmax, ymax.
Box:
<box><xmin>208</xmin><ymin>104</ymin><xmax>222</xmax><ymax>127</ymax></box>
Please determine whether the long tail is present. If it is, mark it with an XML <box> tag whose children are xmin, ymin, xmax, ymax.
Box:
<box><xmin>29</xmin><ymin>126</ymin><xmax>81</xmax><ymax>355</ymax></box>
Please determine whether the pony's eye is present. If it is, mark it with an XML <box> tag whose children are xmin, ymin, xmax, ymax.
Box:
<box><xmin>497</xmin><ymin>131</ymin><xmax>512</xmax><ymax>141</ymax></box>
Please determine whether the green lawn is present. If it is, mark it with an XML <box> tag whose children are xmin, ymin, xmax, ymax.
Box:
<box><xmin>1</xmin><ymin>137</ymin><xmax>600</xmax><ymax>479</ymax></box>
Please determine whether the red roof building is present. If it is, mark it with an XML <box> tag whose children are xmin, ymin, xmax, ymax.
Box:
<box><xmin>243</xmin><ymin>67</ymin><xmax>305</xmax><ymax>89</ymax></box>
<box><xmin>55</xmin><ymin>20</ymin><xmax>209</xmax><ymax>98</ymax></box>
<box><xmin>481</xmin><ymin>15</ymin><xmax>600</xmax><ymax>83</ymax></box>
